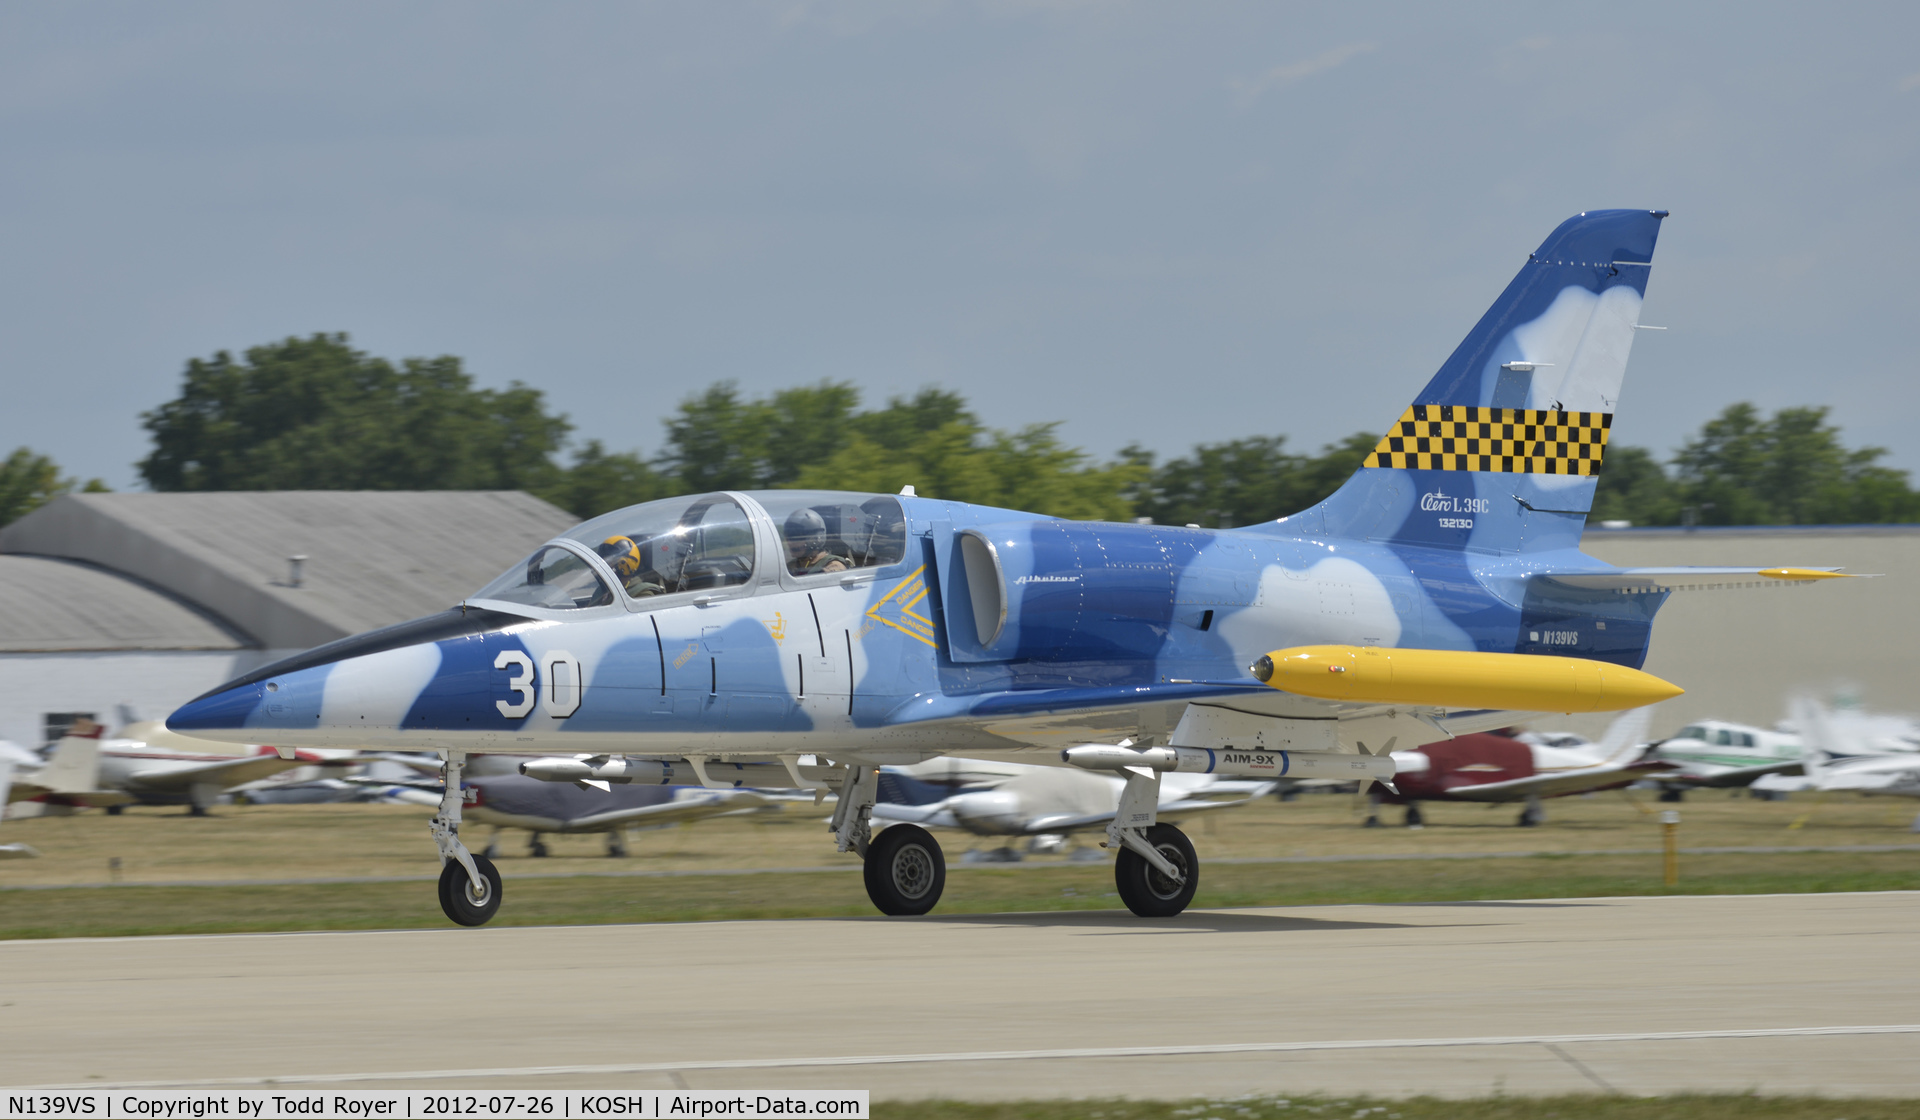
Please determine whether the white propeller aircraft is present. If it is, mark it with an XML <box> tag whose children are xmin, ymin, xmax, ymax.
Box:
<box><xmin>1779</xmin><ymin>698</ymin><xmax>1920</xmax><ymax>828</ymax></box>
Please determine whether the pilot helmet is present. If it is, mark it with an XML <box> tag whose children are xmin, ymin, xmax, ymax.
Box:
<box><xmin>597</xmin><ymin>535</ymin><xmax>643</xmax><ymax>579</ymax></box>
<box><xmin>783</xmin><ymin>508</ymin><xmax>828</xmax><ymax>554</ymax></box>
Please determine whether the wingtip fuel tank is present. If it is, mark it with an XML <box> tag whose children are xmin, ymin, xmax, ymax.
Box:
<box><xmin>1251</xmin><ymin>644</ymin><xmax>1683</xmax><ymax>714</ymax></box>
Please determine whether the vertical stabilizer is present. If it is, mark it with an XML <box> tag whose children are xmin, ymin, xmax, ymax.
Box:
<box><xmin>35</xmin><ymin>724</ymin><xmax>105</xmax><ymax>795</ymax></box>
<box><xmin>1789</xmin><ymin>697</ymin><xmax>1830</xmax><ymax>780</ymax></box>
<box><xmin>1281</xmin><ymin>209</ymin><xmax>1667</xmax><ymax>554</ymax></box>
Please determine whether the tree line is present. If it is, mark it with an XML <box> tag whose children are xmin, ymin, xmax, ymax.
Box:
<box><xmin>2</xmin><ymin>332</ymin><xmax>1915</xmax><ymax>529</ymax></box>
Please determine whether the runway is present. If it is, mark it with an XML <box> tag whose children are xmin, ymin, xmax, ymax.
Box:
<box><xmin>3</xmin><ymin>892</ymin><xmax>1917</xmax><ymax>1100</ymax></box>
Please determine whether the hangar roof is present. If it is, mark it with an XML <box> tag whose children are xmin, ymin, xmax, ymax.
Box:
<box><xmin>0</xmin><ymin>491</ymin><xmax>580</xmax><ymax>651</ymax></box>
<box><xmin>0</xmin><ymin>555</ymin><xmax>246</xmax><ymax>652</ymax></box>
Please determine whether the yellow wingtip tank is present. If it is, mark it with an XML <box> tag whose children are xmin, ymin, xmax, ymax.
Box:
<box><xmin>1758</xmin><ymin>567</ymin><xmax>1856</xmax><ymax>581</ymax></box>
<box><xmin>1250</xmin><ymin>644</ymin><xmax>1684</xmax><ymax>714</ymax></box>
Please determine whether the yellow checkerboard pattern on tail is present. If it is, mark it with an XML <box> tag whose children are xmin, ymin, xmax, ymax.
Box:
<box><xmin>1363</xmin><ymin>404</ymin><xmax>1613</xmax><ymax>475</ymax></box>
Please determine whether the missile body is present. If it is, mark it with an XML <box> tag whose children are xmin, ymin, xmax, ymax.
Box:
<box><xmin>1251</xmin><ymin>644</ymin><xmax>1682</xmax><ymax>713</ymax></box>
<box><xmin>1062</xmin><ymin>744</ymin><xmax>1395</xmax><ymax>782</ymax></box>
<box><xmin>518</xmin><ymin>755</ymin><xmax>834</xmax><ymax>788</ymax></box>
<box><xmin>519</xmin><ymin>756</ymin><xmax>677</xmax><ymax>784</ymax></box>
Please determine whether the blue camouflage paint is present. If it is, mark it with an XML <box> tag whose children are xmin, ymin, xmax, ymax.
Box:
<box><xmin>171</xmin><ymin>210</ymin><xmax>1696</xmax><ymax>750</ymax></box>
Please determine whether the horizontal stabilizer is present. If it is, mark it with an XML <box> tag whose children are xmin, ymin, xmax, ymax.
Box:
<box><xmin>1434</xmin><ymin>758</ymin><xmax>1674</xmax><ymax>801</ymax></box>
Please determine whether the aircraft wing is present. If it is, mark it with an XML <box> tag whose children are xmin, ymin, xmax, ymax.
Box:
<box><xmin>1005</xmin><ymin>796</ymin><xmax>1255</xmax><ymax>837</ymax></box>
<box><xmin>873</xmin><ymin>802</ymin><xmax>961</xmax><ymax>829</ymax></box>
<box><xmin>119</xmin><ymin>752</ymin><xmax>314</xmax><ymax>794</ymax></box>
<box><xmin>22</xmin><ymin>787</ymin><xmax>138</xmax><ymax>808</ymax></box>
<box><xmin>5</xmin><ymin>769</ymin><xmax>136</xmax><ymax>808</ymax></box>
<box><xmin>1437</xmin><ymin>760</ymin><xmax>1675</xmax><ymax>802</ymax></box>
<box><xmin>560</xmin><ymin>790</ymin><xmax>770</xmax><ymax>830</ymax></box>
<box><xmin>1540</xmin><ymin>567</ymin><xmax>1863</xmax><ymax>592</ymax></box>
<box><xmin>1811</xmin><ymin>764</ymin><xmax>1920</xmax><ymax>796</ymax></box>
<box><xmin>1663</xmin><ymin>759</ymin><xmax>1805</xmax><ymax>788</ymax></box>
<box><xmin>896</xmin><ymin>678</ymin><xmax>1536</xmax><ymax>755</ymax></box>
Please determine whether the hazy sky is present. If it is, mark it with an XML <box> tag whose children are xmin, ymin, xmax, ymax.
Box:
<box><xmin>4</xmin><ymin>2</ymin><xmax>1917</xmax><ymax>490</ymax></box>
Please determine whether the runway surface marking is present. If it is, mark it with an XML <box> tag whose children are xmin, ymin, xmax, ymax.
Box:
<box><xmin>20</xmin><ymin>1024</ymin><xmax>1920</xmax><ymax>1090</ymax></box>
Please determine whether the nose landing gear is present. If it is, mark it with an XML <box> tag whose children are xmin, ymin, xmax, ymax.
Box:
<box><xmin>432</xmin><ymin>751</ymin><xmax>502</xmax><ymax>927</ymax></box>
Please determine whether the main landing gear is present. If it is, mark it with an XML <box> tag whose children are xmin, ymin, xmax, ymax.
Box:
<box><xmin>830</xmin><ymin>764</ymin><xmax>949</xmax><ymax>917</ymax></box>
<box><xmin>1516</xmin><ymin>793</ymin><xmax>1546</xmax><ymax>828</ymax></box>
<box><xmin>1106</xmin><ymin>766</ymin><xmax>1196</xmax><ymax>917</ymax></box>
<box><xmin>433</xmin><ymin>752</ymin><xmax>501</xmax><ymax>927</ymax></box>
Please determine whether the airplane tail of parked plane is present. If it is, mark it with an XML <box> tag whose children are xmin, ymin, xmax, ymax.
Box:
<box><xmin>1283</xmin><ymin>209</ymin><xmax>1667</xmax><ymax>556</ymax></box>
<box><xmin>1789</xmin><ymin>696</ymin><xmax>1838</xmax><ymax>779</ymax></box>
<box><xmin>1593</xmin><ymin>705</ymin><xmax>1655</xmax><ymax>764</ymax></box>
<box><xmin>36</xmin><ymin>720</ymin><xmax>106</xmax><ymax>795</ymax></box>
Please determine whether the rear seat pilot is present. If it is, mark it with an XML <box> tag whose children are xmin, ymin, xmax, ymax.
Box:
<box><xmin>784</xmin><ymin>508</ymin><xmax>848</xmax><ymax>576</ymax></box>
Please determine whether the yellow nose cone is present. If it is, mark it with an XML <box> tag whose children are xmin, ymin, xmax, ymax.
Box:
<box><xmin>1251</xmin><ymin>644</ymin><xmax>1683</xmax><ymax>713</ymax></box>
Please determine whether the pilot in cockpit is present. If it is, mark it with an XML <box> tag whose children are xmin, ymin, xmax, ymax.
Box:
<box><xmin>783</xmin><ymin>508</ymin><xmax>848</xmax><ymax>576</ymax></box>
<box><xmin>597</xmin><ymin>535</ymin><xmax>668</xmax><ymax>597</ymax></box>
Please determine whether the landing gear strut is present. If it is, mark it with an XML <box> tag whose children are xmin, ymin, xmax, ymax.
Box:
<box><xmin>1516</xmin><ymin>794</ymin><xmax>1546</xmax><ymax>828</ymax></box>
<box><xmin>433</xmin><ymin>752</ymin><xmax>501</xmax><ymax>927</ymax></box>
<box><xmin>835</xmin><ymin>764</ymin><xmax>949</xmax><ymax>916</ymax></box>
<box><xmin>1107</xmin><ymin>767</ymin><xmax>1196</xmax><ymax>917</ymax></box>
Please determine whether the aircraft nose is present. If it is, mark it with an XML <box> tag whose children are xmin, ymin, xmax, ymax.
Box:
<box><xmin>167</xmin><ymin>634</ymin><xmax>443</xmax><ymax>748</ymax></box>
<box><xmin>167</xmin><ymin>680</ymin><xmax>268</xmax><ymax>735</ymax></box>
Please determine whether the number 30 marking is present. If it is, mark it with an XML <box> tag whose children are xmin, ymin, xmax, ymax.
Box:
<box><xmin>542</xmin><ymin>651</ymin><xmax>582</xmax><ymax>719</ymax></box>
<box><xmin>495</xmin><ymin>651</ymin><xmax>535</xmax><ymax>717</ymax></box>
<box><xmin>494</xmin><ymin>649</ymin><xmax>584</xmax><ymax>719</ymax></box>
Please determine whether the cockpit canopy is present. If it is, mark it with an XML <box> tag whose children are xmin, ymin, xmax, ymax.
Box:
<box><xmin>469</xmin><ymin>490</ymin><xmax>909</xmax><ymax>614</ymax></box>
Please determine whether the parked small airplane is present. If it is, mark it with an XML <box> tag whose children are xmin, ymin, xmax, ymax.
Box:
<box><xmin>1365</xmin><ymin>707</ymin><xmax>1664</xmax><ymax>826</ymax></box>
<box><xmin>365</xmin><ymin>771</ymin><xmax>771</xmax><ymax>857</ymax></box>
<box><xmin>874</xmin><ymin>761</ymin><xmax>1263</xmax><ymax>855</ymax></box>
<box><xmin>1645</xmin><ymin>719</ymin><xmax>1804</xmax><ymax>798</ymax></box>
<box><xmin>1775</xmin><ymin>699</ymin><xmax>1920</xmax><ymax>827</ymax></box>
<box><xmin>93</xmin><ymin>718</ymin><xmax>339</xmax><ymax>814</ymax></box>
<box><xmin>168</xmin><ymin>209</ymin><xmax>1869</xmax><ymax>926</ymax></box>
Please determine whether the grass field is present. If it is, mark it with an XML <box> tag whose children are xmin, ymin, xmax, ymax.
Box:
<box><xmin>1</xmin><ymin>847</ymin><xmax>1915</xmax><ymax>939</ymax></box>
<box><xmin>881</xmin><ymin>1095</ymin><xmax>1920</xmax><ymax>1119</ymax></box>
<box><xmin>3</xmin><ymin>785</ymin><xmax>1916</xmax><ymax>888</ymax></box>
<box><xmin>2</xmin><ymin>788</ymin><xmax>1916</xmax><ymax>939</ymax></box>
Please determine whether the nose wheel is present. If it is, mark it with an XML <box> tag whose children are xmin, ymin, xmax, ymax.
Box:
<box><xmin>438</xmin><ymin>852</ymin><xmax>502</xmax><ymax>926</ymax></box>
<box><xmin>863</xmin><ymin>824</ymin><xmax>947</xmax><ymax>915</ymax></box>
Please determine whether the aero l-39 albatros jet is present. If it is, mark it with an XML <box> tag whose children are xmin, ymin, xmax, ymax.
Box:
<box><xmin>168</xmin><ymin>210</ymin><xmax>1866</xmax><ymax>926</ymax></box>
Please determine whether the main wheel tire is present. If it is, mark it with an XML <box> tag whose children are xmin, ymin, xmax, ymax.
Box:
<box><xmin>1114</xmin><ymin>823</ymin><xmax>1198</xmax><ymax>918</ymax></box>
<box><xmin>863</xmin><ymin>824</ymin><xmax>946</xmax><ymax>916</ymax></box>
<box><xmin>1404</xmin><ymin>804</ymin><xmax>1425</xmax><ymax>828</ymax></box>
<box><xmin>438</xmin><ymin>853</ymin><xmax>503</xmax><ymax>927</ymax></box>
